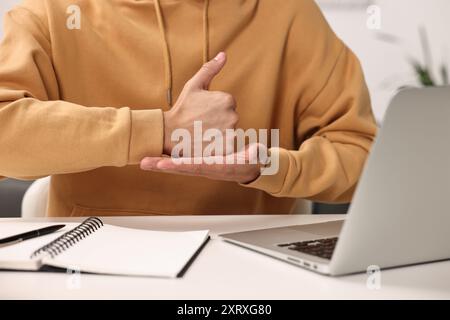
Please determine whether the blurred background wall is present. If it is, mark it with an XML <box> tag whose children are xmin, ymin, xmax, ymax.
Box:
<box><xmin>320</xmin><ymin>0</ymin><xmax>450</xmax><ymax>122</ymax></box>
<box><xmin>0</xmin><ymin>0</ymin><xmax>448</xmax><ymax>216</ymax></box>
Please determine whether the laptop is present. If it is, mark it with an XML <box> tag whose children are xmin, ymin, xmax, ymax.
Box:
<box><xmin>220</xmin><ymin>87</ymin><xmax>450</xmax><ymax>276</ymax></box>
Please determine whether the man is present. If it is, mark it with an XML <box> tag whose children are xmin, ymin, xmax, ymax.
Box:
<box><xmin>0</xmin><ymin>0</ymin><xmax>376</xmax><ymax>217</ymax></box>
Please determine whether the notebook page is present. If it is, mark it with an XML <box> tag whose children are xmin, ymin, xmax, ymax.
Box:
<box><xmin>45</xmin><ymin>225</ymin><xmax>209</xmax><ymax>277</ymax></box>
<box><xmin>0</xmin><ymin>223</ymin><xmax>79</xmax><ymax>270</ymax></box>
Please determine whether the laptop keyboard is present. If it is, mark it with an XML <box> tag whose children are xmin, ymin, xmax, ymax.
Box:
<box><xmin>277</xmin><ymin>237</ymin><xmax>338</xmax><ymax>260</ymax></box>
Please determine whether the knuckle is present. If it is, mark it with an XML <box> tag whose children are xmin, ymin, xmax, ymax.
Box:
<box><xmin>222</xmin><ymin>93</ymin><xmax>235</xmax><ymax>107</ymax></box>
<box><xmin>230</xmin><ymin>113</ymin><xmax>239</xmax><ymax>125</ymax></box>
<box><xmin>225</xmin><ymin>113</ymin><xmax>239</xmax><ymax>128</ymax></box>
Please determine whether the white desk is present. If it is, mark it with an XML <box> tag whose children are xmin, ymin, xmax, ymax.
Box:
<box><xmin>1</xmin><ymin>214</ymin><xmax>449</xmax><ymax>299</ymax></box>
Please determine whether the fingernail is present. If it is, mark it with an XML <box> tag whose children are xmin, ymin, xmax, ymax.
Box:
<box><xmin>214</xmin><ymin>52</ymin><xmax>225</xmax><ymax>62</ymax></box>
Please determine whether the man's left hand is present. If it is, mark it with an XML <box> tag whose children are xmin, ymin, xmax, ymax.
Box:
<box><xmin>140</xmin><ymin>144</ymin><xmax>263</xmax><ymax>184</ymax></box>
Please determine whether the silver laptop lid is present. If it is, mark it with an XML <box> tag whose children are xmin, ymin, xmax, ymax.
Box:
<box><xmin>330</xmin><ymin>87</ymin><xmax>450</xmax><ymax>275</ymax></box>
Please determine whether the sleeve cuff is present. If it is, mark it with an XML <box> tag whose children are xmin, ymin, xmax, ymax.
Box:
<box><xmin>239</xmin><ymin>148</ymin><xmax>293</xmax><ymax>196</ymax></box>
<box><xmin>128</xmin><ymin>109</ymin><xmax>164</xmax><ymax>164</ymax></box>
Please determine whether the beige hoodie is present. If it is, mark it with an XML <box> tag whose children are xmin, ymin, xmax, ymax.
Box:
<box><xmin>0</xmin><ymin>0</ymin><xmax>377</xmax><ymax>216</ymax></box>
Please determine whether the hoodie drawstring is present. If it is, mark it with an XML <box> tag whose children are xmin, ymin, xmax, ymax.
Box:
<box><xmin>153</xmin><ymin>0</ymin><xmax>210</xmax><ymax>107</ymax></box>
<box><xmin>203</xmin><ymin>0</ymin><xmax>210</xmax><ymax>64</ymax></box>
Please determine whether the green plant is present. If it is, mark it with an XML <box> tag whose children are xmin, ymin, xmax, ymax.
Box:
<box><xmin>410</xmin><ymin>26</ymin><xmax>448</xmax><ymax>87</ymax></box>
<box><xmin>377</xmin><ymin>26</ymin><xmax>449</xmax><ymax>88</ymax></box>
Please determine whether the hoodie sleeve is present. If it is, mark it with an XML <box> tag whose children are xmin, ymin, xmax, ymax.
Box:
<box><xmin>241</xmin><ymin>1</ymin><xmax>377</xmax><ymax>203</ymax></box>
<box><xmin>0</xmin><ymin>6</ymin><xmax>164</xmax><ymax>180</ymax></box>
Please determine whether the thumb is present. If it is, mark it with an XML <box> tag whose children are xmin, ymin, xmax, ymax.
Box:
<box><xmin>189</xmin><ymin>52</ymin><xmax>227</xmax><ymax>90</ymax></box>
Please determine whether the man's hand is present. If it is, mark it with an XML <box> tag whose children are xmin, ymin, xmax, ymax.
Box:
<box><xmin>163</xmin><ymin>52</ymin><xmax>238</xmax><ymax>155</ymax></box>
<box><xmin>141</xmin><ymin>144</ymin><xmax>263</xmax><ymax>184</ymax></box>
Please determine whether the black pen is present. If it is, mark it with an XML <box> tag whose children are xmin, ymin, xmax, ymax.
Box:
<box><xmin>0</xmin><ymin>224</ymin><xmax>65</xmax><ymax>248</ymax></box>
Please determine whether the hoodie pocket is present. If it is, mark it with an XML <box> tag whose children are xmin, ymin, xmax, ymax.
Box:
<box><xmin>70</xmin><ymin>205</ymin><xmax>161</xmax><ymax>217</ymax></box>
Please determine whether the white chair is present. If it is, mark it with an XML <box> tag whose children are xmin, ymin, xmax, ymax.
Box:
<box><xmin>21</xmin><ymin>176</ymin><xmax>311</xmax><ymax>217</ymax></box>
<box><xmin>21</xmin><ymin>177</ymin><xmax>50</xmax><ymax>218</ymax></box>
<box><xmin>295</xmin><ymin>199</ymin><xmax>312</xmax><ymax>214</ymax></box>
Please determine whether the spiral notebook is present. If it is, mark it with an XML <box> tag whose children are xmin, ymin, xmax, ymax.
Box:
<box><xmin>0</xmin><ymin>217</ymin><xmax>209</xmax><ymax>278</ymax></box>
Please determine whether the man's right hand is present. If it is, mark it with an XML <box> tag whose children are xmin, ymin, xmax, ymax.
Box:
<box><xmin>163</xmin><ymin>52</ymin><xmax>239</xmax><ymax>156</ymax></box>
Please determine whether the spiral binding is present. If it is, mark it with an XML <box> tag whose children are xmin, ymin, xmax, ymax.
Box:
<box><xmin>30</xmin><ymin>217</ymin><xmax>104</xmax><ymax>259</ymax></box>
